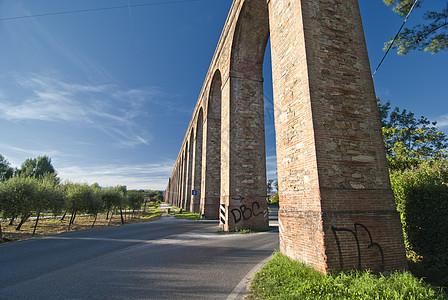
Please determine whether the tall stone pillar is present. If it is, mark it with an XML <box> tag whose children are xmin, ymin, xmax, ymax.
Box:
<box><xmin>268</xmin><ymin>0</ymin><xmax>407</xmax><ymax>273</ymax></box>
<box><xmin>220</xmin><ymin>0</ymin><xmax>270</xmax><ymax>231</ymax></box>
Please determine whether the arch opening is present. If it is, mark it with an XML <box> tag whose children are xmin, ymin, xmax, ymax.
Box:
<box><xmin>191</xmin><ymin>108</ymin><xmax>204</xmax><ymax>213</ymax></box>
<box><xmin>201</xmin><ymin>70</ymin><xmax>222</xmax><ymax>218</ymax></box>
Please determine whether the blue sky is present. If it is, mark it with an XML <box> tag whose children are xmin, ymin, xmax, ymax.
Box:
<box><xmin>0</xmin><ymin>0</ymin><xmax>447</xmax><ymax>190</ymax></box>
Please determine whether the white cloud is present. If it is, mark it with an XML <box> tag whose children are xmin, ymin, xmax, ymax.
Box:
<box><xmin>436</xmin><ymin>114</ymin><xmax>448</xmax><ymax>129</ymax></box>
<box><xmin>58</xmin><ymin>161</ymin><xmax>175</xmax><ymax>190</ymax></box>
<box><xmin>0</xmin><ymin>73</ymin><xmax>162</xmax><ymax>148</ymax></box>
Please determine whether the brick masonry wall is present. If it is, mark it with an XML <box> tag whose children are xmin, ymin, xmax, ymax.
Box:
<box><xmin>269</xmin><ymin>0</ymin><xmax>407</xmax><ymax>273</ymax></box>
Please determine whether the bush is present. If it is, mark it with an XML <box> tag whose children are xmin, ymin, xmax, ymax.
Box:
<box><xmin>269</xmin><ymin>192</ymin><xmax>279</xmax><ymax>206</ymax></box>
<box><xmin>390</xmin><ymin>159</ymin><xmax>448</xmax><ymax>286</ymax></box>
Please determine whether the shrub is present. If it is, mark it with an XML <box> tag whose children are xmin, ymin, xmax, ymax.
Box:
<box><xmin>390</xmin><ymin>159</ymin><xmax>448</xmax><ymax>286</ymax></box>
<box><xmin>269</xmin><ymin>192</ymin><xmax>279</xmax><ymax>206</ymax></box>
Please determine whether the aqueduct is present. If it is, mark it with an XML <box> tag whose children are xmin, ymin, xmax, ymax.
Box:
<box><xmin>165</xmin><ymin>0</ymin><xmax>407</xmax><ymax>274</ymax></box>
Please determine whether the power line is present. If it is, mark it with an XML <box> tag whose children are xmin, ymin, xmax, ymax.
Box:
<box><xmin>372</xmin><ymin>0</ymin><xmax>419</xmax><ymax>77</ymax></box>
<box><xmin>0</xmin><ymin>0</ymin><xmax>200</xmax><ymax>22</ymax></box>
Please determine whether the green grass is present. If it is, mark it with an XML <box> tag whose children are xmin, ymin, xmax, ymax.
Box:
<box><xmin>247</xmin><ymin>252</ymin><xmax>447</xmax><ymax>300</ymax></box>
<box><xmin>170</xmin><ymin>205</ymin><xmax>180</xmax><ymax>211</ymax></box>
<box><xmin>174</xmin><ymin>211</ymin><xmax>202</xmax><ymax>220</ymax></box>
<box><xmin>217</xmin><ymin>227</ymin><xmax>272</xmax><ymax>234</ymax></box>
<box><xmin>173</xmin><ymin>211</ymin><xmax>218</xmax><ymax>221</ymax></box>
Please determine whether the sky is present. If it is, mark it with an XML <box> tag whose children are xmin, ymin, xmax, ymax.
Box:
<box><xmin>0</xmin><ymin>0</ymin><xmax>447</xmax><ymax>190</ymax></box>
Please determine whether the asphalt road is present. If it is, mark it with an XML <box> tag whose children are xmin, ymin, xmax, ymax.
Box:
<box><xmin>0</xmin><ymin>206</ymin><xmax>279</xmax><ymax>299</ymax></box>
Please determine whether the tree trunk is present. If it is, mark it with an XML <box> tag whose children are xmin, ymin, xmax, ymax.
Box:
<box><xmin>68</xmin><ymin>208</ymin><xmax>76</xmax><ymax>231</ymax></box>
<box><xmin>106</xmin><ymin>210</ymin><xmax>109</xmax><ymax>220</ymax></box>
<box><xmin>108</xmin><ymin>212</ymin><xmax>113</xmax><ymax>226</ymax></box>
<box><xmin>33</xmin><ymin>210</ymin><xmax>41</xmax><ymax>236</ymax></box>
<box><xmin>120</xmin><ymin>206</ymin><xmax>124</xmax><ymax>225</ymax></box>
<box><xmin>16</xmin><ymin>214</ymin><xmax>31</xmax><ymax>231</ymax></box>
<box><xmin>72</xmin><ymin>211</ymin><xmax>77</xmax><ymax>225</ymax></box>
<box><xmin>91</xmin><ymin>214</ymin><xmax>98</xmax><ymax>228</ymax></box>
<box><xmin>9</xmin><ymin>215</ymin><xmax>16</xmax><ymax>226</ymax></box>
<box><xmin>60</xmin><ymin>212</ymin><xmax>66</xmax><ymax>221</ymax></box>
<box><xmin>0</xmin><ymin>219</ymin><xmax>3</xmax><ymax>242</ymax></box>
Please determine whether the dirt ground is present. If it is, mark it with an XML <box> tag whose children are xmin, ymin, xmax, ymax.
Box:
<box><xmin>0</xmin><ymin>209</ymin><xmax>164</xmax><ymax>243</ymax></box>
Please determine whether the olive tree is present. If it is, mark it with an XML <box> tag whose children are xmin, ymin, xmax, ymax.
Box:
<box><xmin>127</xmin><ymin>190</ymin><xmax>145</xmax><ymax>217</ymax></box>
<box><xmin>1</xmin><ymin>175</ymin><xmax>38</xmax><ymax>230</ymax></box>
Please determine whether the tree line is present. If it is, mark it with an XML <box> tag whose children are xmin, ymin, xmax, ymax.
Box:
<box><xmin>0</xmin><ymin>155</ymin><xmax>164</xmax><ymax>241</ymax></box>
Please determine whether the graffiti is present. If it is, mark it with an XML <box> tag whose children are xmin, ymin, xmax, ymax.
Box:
<box><xmin>331</xmin><ymin>223</ymin><xmax>384</xmax><ymax>272</ymax></box>
<box><xmin>230</xmin><ymin>201</ymin><xmax>265</xmax><ymax>223</ymax></box>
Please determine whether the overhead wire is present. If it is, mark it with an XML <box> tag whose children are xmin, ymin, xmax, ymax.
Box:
<box><xmin>0</xmin><ymin>0</ymin><xmax>200</xmax><ymax>22</ymax></box>
<box><xmin>372</xmin><ymin>0</ymin><xmax>419</xmax><ymax>77</ymax></box>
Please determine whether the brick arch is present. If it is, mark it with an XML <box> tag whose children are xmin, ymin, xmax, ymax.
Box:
<box><xmin>200</xmin><ymin>70</ymin><xmax>222</xmax><ymax>218</ymax></box>
<box><xmin>230</xmin><ymin>0</ymin><xmax>269</xmax><ymax>79</ymax></box>
<box><xmin>184</xmin><ymin>129</ymin><xmax>194</xmax><ymax>211</ymax></box>
<box><xmin>181</xmin><ymin>143</ymin><xmax>188</xmax><ymax>210</ymax></box>
<box><xmin>190</xmin><ymin>108</ymin><xmax>204</xmax><ymax>213</ymax></box>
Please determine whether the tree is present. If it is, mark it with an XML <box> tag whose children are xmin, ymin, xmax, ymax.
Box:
<box><xmin>19</xmin><ymin>155</ymin><xmax>57</xmax><ymax>179</ymax></box>
<box><xmin>155</xmin><ymin>193</ymin><xmax>163</xmax><ymax>203</ymax></box>
<box><xmin>64</xmin><ymin>183</ymin><xmax>94</xmax><ymax>230</ymax></box>
<box><xmin>1</xmin><ymin>175</ymin><xmax>38</xmax><ymax>230</ymax></box>
<box><xmin>32</xmin><ymin>174</ymin><xmax>64</xmax><ymax>235</ymax></box>
<box><xmin>383</xmin><ymin>0</ymin><xmax>448</xmax><ymax>54</ymax></box>
<box><xmin>88</xmin><ymin>184</ymin><xmax>104</xmax><ymax>228</ymax></box>
<box><xmin>0</xmin><ymin>181</ymin><xmax>5</xmax><ymax>241</ymax></box>
<box><xmin>267</xmin><ymin>180</ymin><xmax>274</xmax><ymax>194</ymax></box>
<box><xmin>101</xmin><ymin>187</ymin><xmax>125</xmax><ymax>225</ymax></box>
<box><xmin>0</xmin><ymin>154</ymin><xmax>14</xmax><ymax>182</ymax></box>
<box><xmin>127</xmin><ymin>190</ymin><xmax>145</xmax><ymax>217</ymax></box>
<box><xmin>114</xmin><ymin>186</ymin><xmax>126</xmax><ymax>224</ymax></box>
<box><xmin>378</xmin><ymin>98</ymin><xmax>448</xmax><ymax>171</ymax></box>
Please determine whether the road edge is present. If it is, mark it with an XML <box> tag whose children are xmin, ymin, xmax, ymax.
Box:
<box><xmin>226</xmin><ymin>253</ymin><xmax>274</xmax><ymax>300</ymax></box>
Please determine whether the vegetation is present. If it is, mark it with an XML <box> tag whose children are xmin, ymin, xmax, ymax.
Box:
<box><xmin>173</xmin><ymin>210</ymin><xmax>217</xmax><ymax>221</ymax></box>
<box><xmin>377</xmin><ymin>98</ymin><xmax>448</xmax><ymax>286</ymax></box>
<box><xmin>267</xmin><ymin>180</ymin><xmax>279</xmax><ymax>206</ymax></box>
<box><xmin>0</xmin><ymin>153</ymin><xmax>166</xmax><ymax>243</ymax></box>
<box><xmin>248</xmin><ymin>252</ymin><xmax>447</xmax><ymax>299</ymax></box>
<box><xmin>390</xmin><ymin>159</ymin><xmax>448</xmax><ymax>287</ymax></box>
<box><xmin>377</xmin><ymin>98</ymin><xmax>447</xmax><ymax>171</ymax></box>
<box><xmin>383</xmin><ymin>0</ymin><xmax>448</xmax><ymax>54</ymax></box>
<box><xmin>0</xmin><ymin>154</ymin><xmax>15</xmax><ymax>182</ymax></box>
<box><xmin>1</xmin><ymin>210</ymin><xmax>163</xmax><ymax>243</ymax></box>
<box><xmin>217</xmin><ymin>227</ymin><xmax>271</xmax><ymax>234</ymax></box>
<box><xmin>174</xmin><ymin>211</ymin><xmax>202</xmax><ymax>220</ymax></box>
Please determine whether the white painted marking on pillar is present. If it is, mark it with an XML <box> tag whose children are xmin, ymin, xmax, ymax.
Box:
<box><xmin>220</xmin><ymin>204</ymin><xmax>226</xmax><ymax>224</ymax></box>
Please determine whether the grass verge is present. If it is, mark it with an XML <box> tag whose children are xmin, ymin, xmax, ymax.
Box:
<box><xmin>247</xmin><ymin>252</ymin><xmax>447</xmax><ymax>300</ymax></box>
<box><xmin>173</xmin><ymin>210</ymin><xmax>218</xmax><ymax>221</ymax></box>
<box><xmin>217</xmin><ymin>227</ymin><xmax>272</xmax><ymax>234</ymax></box>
